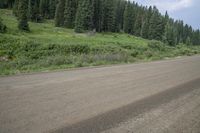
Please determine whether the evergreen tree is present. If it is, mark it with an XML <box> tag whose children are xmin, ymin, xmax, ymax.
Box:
<box><xmin>141</xmin><ymin>17</ymin><xmax>149</xmax><ymax>38</ymax></box>
<box><xmin>192</xmin><ymin>30</ymin><xmax>200</xmax><ymax>45</ymax></box>
<box><xmin>101</xmin><ymin>0</ymin><xmax>115</xmax><ymax>32</ymax></box>
<box><xmin>28</xmin><ymin>0</ymin><xmax>40</xmax><ymax>22</ymax></box>
<box><xmin>113</xmin><ymin>0</ymin><xmax>121</xmax><ymax>32</ymax></box>
<box><xmin>64</xmin><ymin>0</ymin><xmax>77</xmax><ymax>28</ymax></box>
<box><xmin>93</xmin><ymin>0</ymin><xmax>102</xmax><ymax>32</ymax></box>
<box><xmin>74</xmin><ymin>1</ymin><xmax>84</xmax><ymax>32</ymax></box>
<box><xmin>49</xmin><ymin>0</ymin><xmax>56</xmax><ymax>19</ymax></box>
<box><xmin>13</xmin><ymin>0</ymin><xmax>19</xmax><ymax>17</ymax></box>
<box><xmin>39</xmin><ymin>0</ymin><xmax>50</xmax><ymax>18</ymax></box>
<box><xmin>148</xmin><ymin>7</ymin><xmax>165</xmax><ymax>40</ymax></box>
<box><xmin>123</xmin><ymin>1</ymin><xmax>133</xmax><ymax>34</ymax></box>
<box><xmin>163</xmin><ymin>22</ymin><xmax>176</xmax><ymax>46</ymax></box>
<box><xmin>28</xmin><ymin>0</ymin><xmax>34</xmax><ymax>19</ymax></box>
<box><xmin>134</xmin><ymin>13</ymin><xmax>142</xmax><ymax>36</ymax></box>
<box><xmin>164</xmin><ymin>11</ymin><xmax>169</xmax><ymax>24</ymax></box>
<box><xmin>18</xmin><ymin>0</ymin><xmax>30</xmax><ymax>31</ymax></box>
<box><xmin>55</xmin><ymin>0</ymin><xmax>65</xmax><ymax>27</ymax></box>
<box><xmin>186</xmin><ymin>36</ymin><xmax>192</xmax><ymax>45</ymax></box>
<box><xmin>75</xmin><ymin>0</ymin><xmax>94</xmax><ymax>32</ymax></box>
<box><xmin>118</xmin><ymin>0</ymin><xmax>126</xmax><ymax>30</ymax></box>
<box><xmin>39</xmin><ymin>0</ymin><xmax>45</xmax><ymax>17</ymax></box>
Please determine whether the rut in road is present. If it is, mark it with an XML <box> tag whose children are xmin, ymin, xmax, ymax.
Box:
<box><xmin>52</xmin><ymin>77</ymin><xmax>200</xmax><ymax>133</ymax></box>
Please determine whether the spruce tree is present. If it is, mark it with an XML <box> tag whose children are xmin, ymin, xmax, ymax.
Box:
<box><xmin>74</xmin><ymin>1</ymin><xmax>84</xmax><ymax>32</ymax></box>
<box><xmin>101</xmin><ymin>0</ymin><xmax>115</xmax><ymax>32</ymax></box>
<box><xmin>93</xmin><ymin>0</ymin><xmax>102</xmax><ymax>32</ymax></box>
<box><xmin>186</xmin><ymin>36</ymin><xmax>192</xmax><ymax>45</ymax></box>
<box><xmin>163</xmin><ymin>22</ymin><xmax>176</xmax><ymax>46</ymax></box>
<box><xmin>113</xmin><ymin>0</ymin><xmax>120</xmax><ymax>32</ymax></box>
<box><xmin>55</xmin><ymin>0</ymin><xmax>65</xmax><ymax>27</ymax></box>
<box><xmin>64</xmin><ymin>0</ymin><xmax>77</xmax><ymax>28</ymax></box>
<box><xmin>49</xmin><ymin>0</ymin><xmax>56</xmax><ymax>19</ymax></box>
<box><xmin>134</xmin><ymin>14</ymin><xmax>142</xmax><ymax>36</ymax></box>
<box><xmin>141</xmin><ymin>17</ymin><xmax>149</xmax><ymax>38</ymax></box>
<box><xmin>118</xmin><ymin>0</ymin><xmax>126</xmax><ymax>30</ymax></box>
<box><xmin>28</xmin><ymin>0</ymin><xmax>34</xmax><ymax>20</ymax></box>
<box><xmin>112</xmin><ymin>0</ymin><xmax>126</xmax><ymax>32</ymax></box>
<box><xmin>123</xmin><ymin>1</ymin><xmax>133</xmax><ymax>34</ymax></box>
<box><xmin>39</xmin><ymin>0</ymin><xmax>50</xmax><ymax>18</ymax></box>
<box><xmin>164</xmin><ymin>11</ymin><xmax>169</xmax><ymax>24</ymax></box>
<box><xmin>148</xmin><ymin>7</ymin><xmax>165</xmax><ymax>40</ymax></box>
<box><xmin>18</xmin><ymin>0</ymin><xmax>30</xmax><ymax>31</ymax></box>
<box><xmin>13</xmin><ymin>0</ymin><xmax>19</xmax><ymax>17</ymax></box>
<box><xmin>39</xmin><ymin>0</ymin><xmax>45</xmax><ymax>18</ymax></box>
<box><xmin>192</xmin><ymin>30</ymin><xmax>200</xmax><ymax>45</ymax></box>
<box><xmin>74</xmin><ymin>0</ymin><xmax>94</xmax><ymax>32</ymax></box>
<box><xmin>28</xmin><ymin>0</ymin><xmax>40</xmax><ymax>22</ymax></box>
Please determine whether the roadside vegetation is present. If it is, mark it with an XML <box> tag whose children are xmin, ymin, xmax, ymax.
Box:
<box><xmin>0</xmin><ymin>9</ymin><xmax>200</xmax><ymax>75</ymax></box>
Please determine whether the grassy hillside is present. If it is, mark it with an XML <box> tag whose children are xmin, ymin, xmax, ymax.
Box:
<box><xmin>0</xmin><ymin>9</ymin><xmax>200</xmax><ymax>75</ymax></box>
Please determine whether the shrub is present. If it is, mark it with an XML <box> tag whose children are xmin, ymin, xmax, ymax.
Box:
<box><xmin>0</xmin><ymin>17</ymin><xmax>6</xmax><ymax>33</ymax></box>
<box><xmin>144</xmin><ymin>50</ymin><xmax>153</xmax><ymax>58</ymax></box>
<box><xmin>131</xmin><ymin>50</ymin><xmax>139</xmax><ymax>57</ymax></box>
<box><xmin>148</xmin><ymin>40</ymin><xmax>166</xmax><ymax>51</ymax></box>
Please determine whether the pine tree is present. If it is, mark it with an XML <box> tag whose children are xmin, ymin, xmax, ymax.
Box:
<box><xmin>74</xmin><ymin>0</ymin><xmax>94</xmax><ymax>32</ymax></box>
<box><xmin>28</xmin><ymin>0</ymin><xmax>34</xmax><ymax>20</ymax></box>
<box><xmin>113</xmin><ymin>0</ymin><xmax>120</xmax><ymax>32</ymax></box>
<box><xmin>192</xmin><ymin>30</ymin><xmax>200</xmax><ymax>45</ymax></box>
<box><xmin>28</xmin><ymin>0</ymin><xmax>40</xmax><ymax>22</ymax></box>
<box><xmin>64</xmin><ymin>0</ymin><xmax>77</xmax><ymax>28</ymax></box>
<box><xmin>93</xmin><ymin>0</ymin><xmax>102</xmax><ymax>32</ymax></box>
<box><xmin>148</xmin><ymin>7</ymin><xmax>165</xmax><ymax>40</ymax></box>
<box><xmin>18</xmin><ymin>0</ymin><xmax>30</xmax><ymax>31</ymax></box>
<box><xmin>118</xmin><ymin>0</ymin><xmax>126</xmax><ymax>30</ymax></box>
<box><xmin>55</xmin><ymin>0</ymin><xmax>65</xmax><ymax>27</ymax></box>
<box><xmin>49</xmin><ymin>0</ymin><xmax>56</xmax><ymax>19</ymax></box>
<box><xmin>164</xmin><ymin>11</ymin><xmax>169</xmax><ymax>24</ymax></box>
<box><xmin>141</xmin><ymin>17</ymin><xmax>149</xmax><ymax>38</ymax></box>
<box><xmin>134</xmin><ymin>13</ymin><xmax>142</xmax><ymax>36</ymax></box>
<box><xmin>123</xmin><ymin>1</ymin><xmax>133</xmax><ymax>34</ymax></box>
<box><xmin>186</xmin><ymin>36</ymin><xmax>192</xmax><ymax>45</ymax></box>
<box><xmin>163</xmin><ymin>22</ymin><xmax>176</xmax><ymax>46</ymax></box>
<box><xmin>13</xmin><ymin>0</ymin><xmax>19</xmax><ymax>17</ymax></box>
<box><xmin>39</xmin><ymin>0</ymin><xmax>45</xmax><ymax>18</ymax></box>
<box><xmin>39</xmin><ymin>0</ymin><xmax>50</xmax><ymax>18</ymax></box>
<box><xmin>101</xmin><ymin>0</ymin><xmax>115</xmax><ymax>32</ymax></box>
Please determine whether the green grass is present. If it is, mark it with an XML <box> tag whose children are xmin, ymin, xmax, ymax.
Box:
<box><xmin>0</xmin><ymin>9</ymin><xmax>200</xmax><ymax>75</ymax></box>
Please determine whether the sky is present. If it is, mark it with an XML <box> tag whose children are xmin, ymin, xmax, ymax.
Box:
<box><xmin>132</xmin><ymin>0</ymin><xmax>200</xmax><ymax>30</ymax></box>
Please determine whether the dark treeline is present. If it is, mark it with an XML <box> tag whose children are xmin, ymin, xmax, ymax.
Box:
<box><xmin>1</xmin><ymin>0</ymin><xmax>200</xmax><ymax>45</ymax></box>
<box><xmin>0</xmin><ymin>0</ymin><xmax>15</xmax><ymax>8</ymax></box>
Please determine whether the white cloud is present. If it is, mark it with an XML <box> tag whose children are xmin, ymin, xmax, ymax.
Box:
<box><xmin>134</xmin><ymin>0</ymin><xmax>193</xmax><ymax>13</ymax></box>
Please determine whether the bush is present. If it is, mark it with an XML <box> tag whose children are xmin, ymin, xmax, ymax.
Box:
<box><xmin>148</xmin><ymin>40</ymin><xmax>166</xmax><ymax>51</ymax></box>
<box><xmin>0</xmin><ymin>17</ymin><xmax>6</xmax><ymax>33</ymax></box>
<box><xmin>131</xmin><ymin>50</ymin><xmax>139</xmax><ymax>57</ymax></box>
<box><xmin>144</xmin><ymin>50</ymin><xmax>153</xmax><ymax>58</ymax></box>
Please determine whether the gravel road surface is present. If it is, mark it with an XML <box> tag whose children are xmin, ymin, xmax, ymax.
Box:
<box><xmin>0</xmin><ymin>56</ymin><xmax>200</xmax><ymax>133</ymax></box>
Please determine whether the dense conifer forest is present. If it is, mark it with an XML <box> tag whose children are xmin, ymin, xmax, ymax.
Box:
<box><xmin>0</xmin><ymin>0</ymin><xmax>200</xmax><ymax>46</ymax></box>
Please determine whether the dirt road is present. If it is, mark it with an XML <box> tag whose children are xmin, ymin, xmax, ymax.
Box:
<box><xmin>0</xmin><ymin>56</ymin><xmax>200</xmax><ymax>133</ymax></box>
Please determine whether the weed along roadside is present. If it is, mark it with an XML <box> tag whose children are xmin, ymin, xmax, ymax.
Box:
<box><xmin>0</xmin><ymin>9</ymin><xmax>200</xmax><ymax>75</ymax></box>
